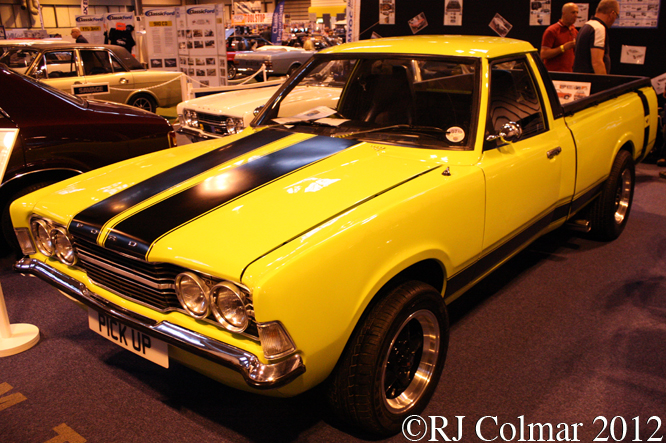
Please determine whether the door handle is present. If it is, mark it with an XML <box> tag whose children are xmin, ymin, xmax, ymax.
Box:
<box><xmin>119</xmin><ymin>78</ymin><xmax>128</xmax><ymax>84</ymax></box>
<box><xmin>547</xmin><ymin>147</ymin><xmax>562</xmax><ymax>159</ymax></box>
<box><xmin>73</xmin><ymin>81</ymin><xmax>82</xmax><ymax>85</ymax></box>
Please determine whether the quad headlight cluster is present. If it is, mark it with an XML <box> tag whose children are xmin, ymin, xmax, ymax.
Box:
<box><xmin>180</xmin><ymin>109</ymin><xmax>199</xmax><ymax>128</ymax></box>
<box><xmin>175</xmin><ymin>272</ymin><xmax>250</xmax><ymax>333</ymax></box>
<box><xmin>224</xmin><ymin>117</ymin><xmax>244</xmax><ymax>135</ymax></box>
<box><xmin>27</xmin><ymin>217</ymin><xmax>77</xmax><ymax>266</ymax></box>
<box><xmin>175</xmin><ymin>271</ymin><xmax>295</xmax><ymax>358</ymax></box>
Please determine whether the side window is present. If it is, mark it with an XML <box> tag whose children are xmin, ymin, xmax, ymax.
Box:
<box><xmin>37</xmin><ymin>51</ymin><xmax>78</xmax><ymax>78</ymax></box>
<box><xmin>487</xmin><ymin>58</ymin><xmax>546</xmax><ymax>143</ymax></box>
<box><xmin>80</xmin><ymin>50</ymin><xmax>112</xmax><ymax>76</ymax></box>
<box><xmin>110</xmin><ymin>54</ymin><xmax>127</xmax><ymax>72</ymax></box>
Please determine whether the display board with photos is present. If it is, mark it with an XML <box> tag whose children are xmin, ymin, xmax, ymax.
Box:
<box><xmin>144</xmin><ymin>8</ymin><xmax>179</xmax><ymax>70</ymax></box>
<box><xmin>175</xmin><ymin>4</ymin><xmax>227</xmax><ymax>87</ymax></box>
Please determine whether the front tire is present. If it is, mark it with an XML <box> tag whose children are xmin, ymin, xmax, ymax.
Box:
<box><xmin>327</xmin><ymin>281</ymin><xmax>449</xmax><ymax>436</ymax></box>
<box><xmin>590</xmin><ymin>150</ymin><xmax>635</xmax><ymax>240</ymax></box>
<box><xmin>227</xmin><ymin>62</ymin><xmax>237</xmax><ymax>80</ymax></box>
<box><xmin>128</xmin><ymin>94</ymin><xmax>157</xmax><ymax>113</ymax></box>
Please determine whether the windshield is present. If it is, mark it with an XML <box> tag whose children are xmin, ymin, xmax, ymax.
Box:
<box><xmin>255</xmin><ymin>55</ymin><xmax>479</xmax><ymax>149</ymax></box>
<box><xmin>0</xmin><ymin>48</ymin><xmax>40</xmax><ymax>74</ymax></box>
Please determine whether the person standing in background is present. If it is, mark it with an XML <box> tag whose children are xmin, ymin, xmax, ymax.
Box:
<box><xmin>70</xmin><ymin>28</ymin><xmax>88</xmax><ymax>43</ymax></box>
<box><xmin>541</xmin><ymin>3</ymin><xmax>579</xmax><ymax>72</ymax></box>
<box><xmin>573</xmin><ymin>0</ymin><xmax>620</xmax><ymax>74</ymax></box>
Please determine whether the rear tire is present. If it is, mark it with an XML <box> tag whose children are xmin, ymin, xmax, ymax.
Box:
<box><xmin>589</xmin><ymin>150</ymin><xmax>635</xmax><ymax>240</ymax></box>
<box><xmin>327</xmin><ymin>281</ymin><xmax>449</xmax><ymax>436</ymax></box>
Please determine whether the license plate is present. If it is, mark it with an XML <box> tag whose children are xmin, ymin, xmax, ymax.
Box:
<box><xmin>88</xmin><ymin>308</ymin><xmax>169</xmax><ymax>368</ymax></box>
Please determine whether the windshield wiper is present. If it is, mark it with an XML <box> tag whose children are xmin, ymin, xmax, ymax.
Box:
<box><xmin>334</xmin><ymin>124</ymin><xmax>450</xmax><ymax>139</ymax></box>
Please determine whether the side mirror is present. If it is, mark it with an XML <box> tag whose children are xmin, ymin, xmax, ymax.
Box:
<box><xmin>486</xmin><ymin>121</ymin><xmax>523</xmax><ymax>143</ymax></box>
<box><xmin>253</xmin><ymin>105</ymin><xmax>264</xmax><ymax>117</ymax></box>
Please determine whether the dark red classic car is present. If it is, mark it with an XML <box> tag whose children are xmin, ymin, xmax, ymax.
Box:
<box><xmin>0</xmin><ymin>63</ymin><xmax>176</xmax><ymax>250</ymax></box>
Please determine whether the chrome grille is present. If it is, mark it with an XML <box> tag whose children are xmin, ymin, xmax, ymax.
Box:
<box><xmin>73</xmin><ymin>238</ymin><xmax>184</xmax><ymax>311</ymax></box>
<box><xmin>197</xmin><ymin>112</ymin><xmax>230</xmax><ymax>136</ymax></box>
<box><xmin>72</xmin><ymin>237</ymin><xmax>259</xmax><ymax>338</ymax></box>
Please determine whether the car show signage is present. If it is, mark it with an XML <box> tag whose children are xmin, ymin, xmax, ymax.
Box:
<box><xmin>143</xmin><ymin>8</ymin><xmax>179</xmax><ymax>71</ymax></box>
<box><xmin>71</xmin><ymin>82</ymin><xmax>110</xmax><ymax>96</ymax></box>
<box><xmin>74</xmin><ymin>14</ymin><xmax>104</xmax><ymax>44</ymax></box>
<box><xmin>231</xmin><ymin>13</ymin><xmax>272</xmax><ymax>26</ymax></box>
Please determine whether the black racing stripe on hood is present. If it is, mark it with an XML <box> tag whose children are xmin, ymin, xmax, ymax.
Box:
<box><xmin>69</xmin><ymin>129</ymin><xmax>291</xmax><ymax>243</ymax></box>
<box><xmin>105</xmin><ymin>135</ymin><xmax>360</xmax><ymax>259</ymax></box>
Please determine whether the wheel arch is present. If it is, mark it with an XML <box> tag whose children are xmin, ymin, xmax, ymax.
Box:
<box><xmin>0</xmin><ymin>168</ymin><xmax>82</xmax><ymax>209</ymax></box>
<box><xmin>126</xmin><ymin>90</ymin><xmax>160</xmax><ymax>107</ymax></box>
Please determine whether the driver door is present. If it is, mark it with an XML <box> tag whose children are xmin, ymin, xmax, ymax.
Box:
<box><xmin>35</xmin><ymin>50</ymin><xmax>82</xmax><ymax>94</ymax></box>
<box><xmin>79</xmin><ymin>49</ymin><xmax>134</xmax><ymax>104</ymax></box>
<box><xmin>479</xmin><ymin>57</ymin><xmax>564</xmax><ymax>253</ymax></box>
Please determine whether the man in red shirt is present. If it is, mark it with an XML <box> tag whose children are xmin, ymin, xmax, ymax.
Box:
<box><xmin>540</xmin><ymin>3</ymin><xmax>579</xmax><ymax>72</ymax></box>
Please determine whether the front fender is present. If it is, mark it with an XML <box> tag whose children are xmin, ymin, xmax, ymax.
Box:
<box><xmin>242</xmin><ymin>165</ymin><xmax>485</xmax><ymax>394</ymax></box>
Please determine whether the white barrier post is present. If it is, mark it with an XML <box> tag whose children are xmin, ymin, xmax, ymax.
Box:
<box><xmin>0</xmin><ymin>281</ymin><xmax>39</xmax><ymax>357</ymax></box>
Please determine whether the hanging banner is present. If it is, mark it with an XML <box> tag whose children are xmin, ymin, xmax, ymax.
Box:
<box><xmin>74</xmin><ymin>14</ymin><xmax>105</xmax><ymax>44</ymax></box>
<box><xmin>144</xmin><ymin>8</ymin><xmax>178</xmax><ymax>70</ymax></box>
<box><xmin>346</xmin><ymin>0</ymin><xmax>360</xmax><ymax>42</ymax></box>
<box><xmin>104</xmin><ymin>12</ymin><xmax>136</xmax><ymax>55</ymax></box>
<box><xmin>215</xmin><ymin>5</ymin><xmax>229</xmax><ymax>85</ymax></box>
<box><xmin>81</xmin><ymin>0</ymin><xmax>88</xmax><ymax>15</ymax></box>
<box><xmin>444</xmin><ymin>0</ymin><xmax>462</xmax><ymax>26</ymax></box>
<box><xmin>231</xmin><ymin>13</ymin><xmax>271</xmax><ymax>26</ymax></box>
<box><xmin>271</xmin><ymin>0</ymin><xmax>285</xmax><ymax>45</ymax></box>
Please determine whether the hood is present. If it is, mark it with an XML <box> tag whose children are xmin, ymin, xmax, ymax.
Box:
<box><xmin>32</xmin><ymin>128</ymin><xmax>443</xmax><ymax>279</ymax></box>
<box><xmin>180</xmin><ymin>86</ymin><xmax>280</xmax><ymax>118</ymax></box>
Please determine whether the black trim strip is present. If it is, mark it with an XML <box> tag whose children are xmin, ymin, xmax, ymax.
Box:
<box><xmin>70</xmin><ymin>129</ymin><xmax>292</xmax><ymax>244</ymax></box>
<box><xmin>445</xmin><ymin>201</ymin><xmax>570</xmax><ymax>299</ymax></box>
<box><xmin>106</xmin><ymin>135</ymin><xmax>360</xmax><ymax>258</ymax></box>
<box><xmin>569</xmin><ymin>181</ymin><xmax>604</xmax><ymax>215</ymax></box>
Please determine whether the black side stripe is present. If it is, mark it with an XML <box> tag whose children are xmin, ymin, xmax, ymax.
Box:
<box><xmin>70</xmin><ymin>129</ymin><xmax>292</xmax><ymax>243</ymax></box>
<box><xmin>445</xmin><ymin>201</ymin><xmax>571</xmax><ymax>299</ymax></box>
<box><xmin>106</xmin><ymin>135</ymin><xmax>360</xmax><ymax>258</ymax></box>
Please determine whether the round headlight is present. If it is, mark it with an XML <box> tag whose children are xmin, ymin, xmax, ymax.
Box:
<box><xmin>210</xmin><ymin>282</ymin><xmax>248</xmax><ymax>332</ymax></box>
<box><xmin>53</xmin><ymin>227</ymin><xmax>77</xmax><ymax>266</ymax></box>
<box><xmin>30</xmin><ymin>218</ymin><xmax>55</xmax><ymax>257</ymax></box>
<box><xmin>175</xmin><ymin>272</ymin><xmax>209</xmax><ymax>318</ymax></box>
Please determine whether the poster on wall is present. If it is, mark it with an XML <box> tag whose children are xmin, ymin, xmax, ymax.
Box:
<box><xmin>75</xmin><ymin>15</ymin><xmax>105</xmax><ymax>44</ymax></box>
<box><xmin>408</xmin><ymin>12</ymin><xmax>428</xmax><ymax>34</ymax></box>
<box><xmin>444</xmin><ymin>0</ymin><xmax>462</xmax><ymax>26</ymax></box>
<box><xmin>379</xmin><ymin>0</ymin><xmax>395</xmax><ymax>25</ymax></box>
<box><xmin>104</xmin><ymin>12</ymin><xmax>136</xmax><ymax>55</ymax></box>
<box><xmin>620</xmin><ymin>45</ymin><xmax>646</xmax><ymax>65</ymax></box>
<box><xmin>616</xmin><ymin>0</ymin><xmax>659</xmax><ymax>28</ymax></box>
<box><xmin>144</xmin><ymin>8</ymin><xmax>178</xmax><ymax>71</ymax></box>
<box><xmin>651</xmin><ymin>72</ymin><xmax>666</xmax><ymax>95</ymax></box>
<box><xmin>575</xmin><ymin>3</ymin><xmax>589</xmax><ymax>27</ymax></box>
<box><xmin>529</xmin><ymin>0</ymin><xmax>551</xmax><ymax>26</ymax></box>
<box><xmin>489</xmin><ymin>13</ymin><xmax>512</xmax><ymax>37</ymax></box>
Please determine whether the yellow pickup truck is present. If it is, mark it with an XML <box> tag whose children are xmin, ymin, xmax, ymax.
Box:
<box><xmin>11</xmin><ymin>36</ymin><xmax>658</xmax><ymax>436</ymax></box>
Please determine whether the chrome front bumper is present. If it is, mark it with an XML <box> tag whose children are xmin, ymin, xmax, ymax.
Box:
<box><xmin>15</xmin><ymin>257</ymin><xmax>305</xmax><ymax>389</ymax></box>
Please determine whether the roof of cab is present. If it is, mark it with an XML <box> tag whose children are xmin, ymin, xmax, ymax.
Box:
<box><xmin>321</xmin><ymin>35</ymin><xmax>537</xmax><ymax>59</ymax></box>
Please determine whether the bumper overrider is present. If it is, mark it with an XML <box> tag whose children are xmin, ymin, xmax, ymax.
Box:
<box><xmin>14</xmin><ymin>257</ymin><xmax>306</xmax><ymax>389</ymax></box>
